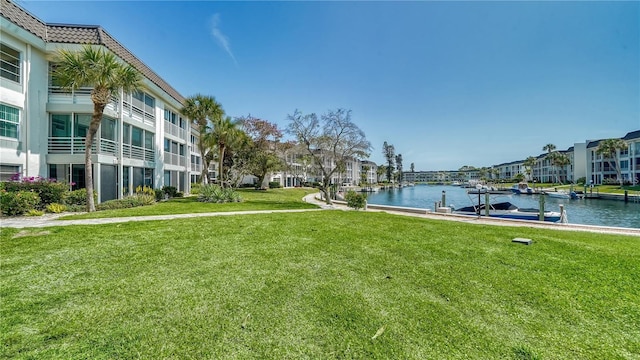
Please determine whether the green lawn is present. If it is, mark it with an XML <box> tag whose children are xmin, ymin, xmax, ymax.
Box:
<box><xmin>59</xmin><ymin>187</ymin><xmax>318</xmax><ymax>219</ymax></box>
<box><xmin>2</xmin><ymin>211</ymin><xmax>638</xmax><ymax>359</ymax></box>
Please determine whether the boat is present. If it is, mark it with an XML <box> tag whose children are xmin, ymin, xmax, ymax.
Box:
<box><xmin>468</xmin><ymin>184</ymin><xmax>512</xmax><ymax>195</ymax></box>
<box><xmin>452</xmin><ymin>201</ymin><xmax>562</xmax><ymax>222</ymax></box>
<box><xmin>451</xmin><ymin>181</ymin><xmax>462</xmax><ymax>186</ymax></box>
<box><xmin>545</xmin><ymin>191</ymin><xmax>570</xmax><ymax>199</ymax></box>
<box><xmin>511</xmin><ymin>183</ymin><xmax>534</xmax><ymax>195</ymax></box>
<box><xmin>544</xmin><ymin>190</ymin><xmax>581</xmax><ymax>200</ymax></box>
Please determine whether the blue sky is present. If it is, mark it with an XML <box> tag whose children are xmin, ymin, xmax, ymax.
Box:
<box><xmin>19</xmin><ymin>0</ymin><xmax>640</xmax><ymax>171</ymax></box>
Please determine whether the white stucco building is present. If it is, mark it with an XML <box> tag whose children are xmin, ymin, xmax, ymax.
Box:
<box><xmin>1</xmin><ymin>0</ymin><xmax>196</xmax><ymax>202</ymax></box>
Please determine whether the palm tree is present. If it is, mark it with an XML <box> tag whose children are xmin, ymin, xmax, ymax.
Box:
<box><xmin>209</xmin><ymin>116</ymin><xmax>242</xmax><ymax>187</ymax></box>
<box><xmin>551</xmin><ymin>153</ymin><xmax>570</xmax><ymax>184</ymax></box>
<box><xmin>523</xmin><ymin>156</ymin><xmax>537</xmax><ymax>182</ymax></box>
<box><xmin>180</xmin><ymin>95</ymin><xmax>224</xmax><ymax>184</ymax></box>
<box><xmin>52</xmin><ymin>45</ymin><xmax>143</xmax><ymax>212</ymax></box>
<box><xmin>542</xmin><ymin>143</ymin><xmax>557</xmax><ymax>183</ymax></box>
<box><xmin>376</xmin><ymin>165</ymin><xmax>386</xmax><ymax>183</ymax></box>
<box><xmin>596</xmin><ymin>138</ymin><xmax>629</xmax><ymax>186</ymax></box>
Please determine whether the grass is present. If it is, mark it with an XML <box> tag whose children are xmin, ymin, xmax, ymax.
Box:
<box><xmin>541</xmin><ymin>184</ymin><xmax>640</xmax><ymax>195</ymax></box>
<box><xmin>59</xmin><ymin>187</ymin><xmax>318</xmax><ymax>219</ymax></box>
<box><xmin>1</xmin><ymin>211</ymin><xmax>638</xmax><ymax>359</ymax></box>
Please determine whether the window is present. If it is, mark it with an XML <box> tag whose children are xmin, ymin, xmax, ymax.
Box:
<box><xmin>50</xmin><ymin>114</ymin><xmax>71</xmax><ymax>137</ymax></box>
<box><xmin>0</xmin><ymin>104</ymin><xmax>20</xmax><ymax>139</ymax></box>
<box><xmin>144</xmin><ymin>132</ymin><xmax>154</xmax><ymax>150</ymax></box>
<box><xmin>131</xmin><ymin>127</ymin><xmax>143</xmax><ymax>147</ymax></box>
<box><xmin>0</xmin><ymin>43</ymin><xmax>20</xmax><ymax>83</ymax></box>
<box><xmin>621</xmin><ymin>160</ymin><xmax>629</xmax><ymax>170</ymax></box>
<box><xmin>74</xmin><ymin>114</ymin><xmax>91</xmax><ymax>137</ymax></box>
<box><xmin>164</xmin><ymin>138</ymin><xmax>171</xmax><ymax>152</ymax></box>
<box><xmin>123</xmin><ymin>124</ymin><xmax>130</xmax><ymax>144</ymax></box>
<box><xmin>0</xmin><ymin>164</ymin><xmax>20</xmax><ymax>181</ymax></box>
<box><xmin>144</xmin><ymin>168</ymin><xmax>153</xmax><ymax>187</ymax></box>
<box><xmin>100</xmin><ymin>117</ymin><xmax>116</xmax><ymax>141</ymax></box>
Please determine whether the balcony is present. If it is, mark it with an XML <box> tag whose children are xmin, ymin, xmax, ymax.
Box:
<box><xmin>164</xmin><ymin>153</ymin><xmax>186</xmax><ymax>167</ymax></box>
<box><xmin>48</xmin><ymin>137</ymin><xmax>154</xmax><ymax>162</ymax></box>
<box><xmin>164</xmin><ymin>120</ymin><xmax>186</xmax><ymax>139</ymax></box>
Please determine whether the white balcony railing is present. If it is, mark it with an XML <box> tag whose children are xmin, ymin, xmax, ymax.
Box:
<box><xmin>49</xmin><ymin>137</ymin><xmax>154</xmax><ymax>162</ymax></box>
<box><xmin>164</xmin><ymin>153</ymin><xmax>186</xmax><ymax>167</ymax></box>
<box><xmin>164</xmin><ymin>121</ymin><xmax>186</xmax><ymax>139</ymax></box>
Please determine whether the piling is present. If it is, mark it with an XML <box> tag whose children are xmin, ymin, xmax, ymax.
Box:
<box><xmin>625</xmin><ymin>190</ymin><xmax>628</xmax><ymax>203</ymax></box>
<box><xmin>485</xmin><ymin>192</ymin><xmax>490</xmax><ymax>217</ymax></box>
<box><xmin>441</xmin><ymin>191</ymin><xmax>446</xmax><ymax>209</ymax></box>
<box><xmin>539</xmin><ymin>195</ymin><xmax>545</xmax><ymax>221</ymax></box>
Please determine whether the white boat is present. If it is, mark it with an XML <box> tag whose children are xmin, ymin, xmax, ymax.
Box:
<box><xmin>511</xmin><ymin>183</ymin><xmax>534</xmax><ymax>195</ymax></box>
<box><xmin>544</xmin><ymin>190</ymin><xmax>581</xmax><ymax>199</ymax></box>
<box><xmin>452</xmin><ymin>201</ymin><xmax>562</xmax><ymax>222</ymax></box>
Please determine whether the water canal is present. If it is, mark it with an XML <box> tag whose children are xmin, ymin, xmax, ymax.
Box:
<box><xmin>365</xmin><ymin>185</ymin><xmax>640</xmax><ymax>229</ymax></box>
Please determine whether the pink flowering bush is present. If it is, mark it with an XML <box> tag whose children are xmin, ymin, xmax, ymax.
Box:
<box><xmin>2</xmin><ymin>174</ymin><xmax>69</xmax><ymax>208</ymax></box>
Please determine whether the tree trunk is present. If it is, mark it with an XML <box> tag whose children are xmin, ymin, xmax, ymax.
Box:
<box><xmin>199</xmin><ymin>143</ymin><xmax>208</xmax><ymax>185</ymax></box>
<box><xmin>218</xmin><ymin>146</ymin><xmax>226</xmax><ymax>188</ymax></box>
<box><xmin>322</xmin><ymin>179</ymin><xmax>332</xmax><ymax>205</ymax></box>
<box><xmin>85</xmin><ymin>102</ymin><xmax>106</xmax><ymax>212</ymax></box>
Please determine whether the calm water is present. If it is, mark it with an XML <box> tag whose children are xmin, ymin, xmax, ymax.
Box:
<box><xmin>366</xmin><ymin>185</ymin><xmax>640</xmax><ymax>229</ymax></box>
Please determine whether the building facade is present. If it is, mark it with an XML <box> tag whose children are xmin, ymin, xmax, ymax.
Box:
<box><xmin>1</xmin><ymin>0</ymin><xmax>194</xmax><ymax>202</ymax></box>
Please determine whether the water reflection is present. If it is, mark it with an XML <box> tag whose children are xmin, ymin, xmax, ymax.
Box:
<box><xmin>366</xmin><ymin>185</ymin><xmax>640</xmax><ymax>229</ymax></box>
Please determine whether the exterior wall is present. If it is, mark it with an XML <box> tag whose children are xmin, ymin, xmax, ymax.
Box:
<box><xmin>1</xmin><ymin>2</ymin><xmax>190</xmax><ymax>202</ymax></box>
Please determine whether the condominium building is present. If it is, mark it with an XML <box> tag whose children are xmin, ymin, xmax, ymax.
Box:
<box><xmin>1</xmin><ymin>0</ymin><xmax>195</xmax><ymax>202</ymax></box>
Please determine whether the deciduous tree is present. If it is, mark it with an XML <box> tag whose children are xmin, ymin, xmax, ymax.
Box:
<box><xmin>287</xmin><ymin>109</ymin><xmax>371</xmax><ymax>204</ymax></box>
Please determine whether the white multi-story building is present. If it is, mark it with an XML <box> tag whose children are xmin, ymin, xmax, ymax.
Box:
<box><xmin>586</xmin><ymin>130</ymin><xmax>640</xmax><ymax>185</ymax></box>
<box><xmin>1</xmin><ymin>0</ymin><xmax>193</xmax><ymax>202</ymax></box>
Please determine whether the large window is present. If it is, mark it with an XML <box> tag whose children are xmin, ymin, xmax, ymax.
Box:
<box><xmin>0</xmin><ymin>43</ymin><xmax>20</xmax><ymax>83</ymax></box>
<box><xmin>50</xmin><ymin>114</ymin><xmax>71</xmax><ymax>137</ymax></box>
<box><xmin>131</xmin><ymin>127</ymin><xmax>143</xmax><ymax>147</ymax></box>
<box><xmin>101</xmin><ymin>117</ymin><xmax>116</xmax><ymax>141</ymax></box>
<box><xmin>0</xmin><ymin>104</ymin><xmax>19</xmax><ymax>139</ymax></box>
<box><xmin>74</xmin><ymin>114</ymin><xmax>91</xmax><ymax>137</ymax></box>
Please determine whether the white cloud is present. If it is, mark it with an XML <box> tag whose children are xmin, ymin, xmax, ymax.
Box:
<box><xmin>210</xmin><ymin>13</ymin><xmax>237</xmax><ymax>65</ymax></box>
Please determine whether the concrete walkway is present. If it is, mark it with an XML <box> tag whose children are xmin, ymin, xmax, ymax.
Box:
<box><xmin>1</xmin><ymin>193</ymin><xmax>639</xmax><ymax>237</ymax></box>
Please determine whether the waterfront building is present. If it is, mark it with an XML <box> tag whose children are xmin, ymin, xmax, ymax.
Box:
<box><xmin>586</xmin><ymin>130</ymin><xmax>640</xmax><ymax>185</ymax></box>
<box><xmin>1</xmin><ymin>0</ymin><xmax>192</xmax><ymax>202</ymax></box>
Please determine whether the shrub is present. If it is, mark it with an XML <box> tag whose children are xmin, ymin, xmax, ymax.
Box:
<box><xmin>190</xmin><ymin>183</ymin><xmax>201</xmax><ymax>195</ymax></box>
<box><xmin>154</xmin><ymin>189</ymin><xmax>165</xmax><ymax>201</ymax></box>
<box><xmin>576</xmin><ymin>177</ymin><xmax>586</xmax><ymax>185</ymax></box>
<box><xmin>1</xmin><ymin>190</ymin><xmax>41</xmax><ymax>216</ymax></box>
<box><xmin>345</xmin><ymin>190</ymin><xmax>367</xmax><ymax>210</ymax></box>
<box><xmin>175</xmin><ymin>192</ymin><xmax>184</xmax><ymax>198</ymax></box>
<box><xmin>269</xmin><ymin>182</ymin><xmax>282</xmax><ymax>189</ymax></box>
<box><xmin>26</xmin><ymin>209</ymin><xmax>44</xmax><ymax>216</ymax></box>
<box><xmin>46</xmin><ymin>203</ymin><xmax>67</xmax><ymax>213</ymax></box>
<box><xmin>66</xmin><ymin>204</ymin><xmax>86</xmax><ymax>213</ymax></box>
<box><xmin>198</xmin><ymin>185</ymin><xmax>241</xmax><ymax>203</ymax></box>
<box><xmin>155</xmin><ymin>186</ymin><xmax>179</xmax><ymax>201</ymax></box>
<box><xmin>135</xmin><ymin>185</ymin><xmax>155</xmax><ymax>196</ymax></box>
<box><xmin>96</xmin><ymin>194</ymin><xmax>156</xmax><ymax>211</ymax></box>
<box><xmin>2</xmin><ymin>176</ymin><xmax>68</xmax><ymax>208</ymax></box>
<box><xmin>64</xmin><ymin>189</ymin><xmax>97</xmax><ymax>206</ymax></box>
<box><xmin>162</xmin><ymin>186</ymin><xmax>178</xmax><ymax>198</ymax></box>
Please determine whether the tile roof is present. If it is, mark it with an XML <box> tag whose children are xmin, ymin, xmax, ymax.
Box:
<box><xmin>1</xmin><ymin>0</ymin><xmax>185</xmax><ymax>105</ymax></box>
